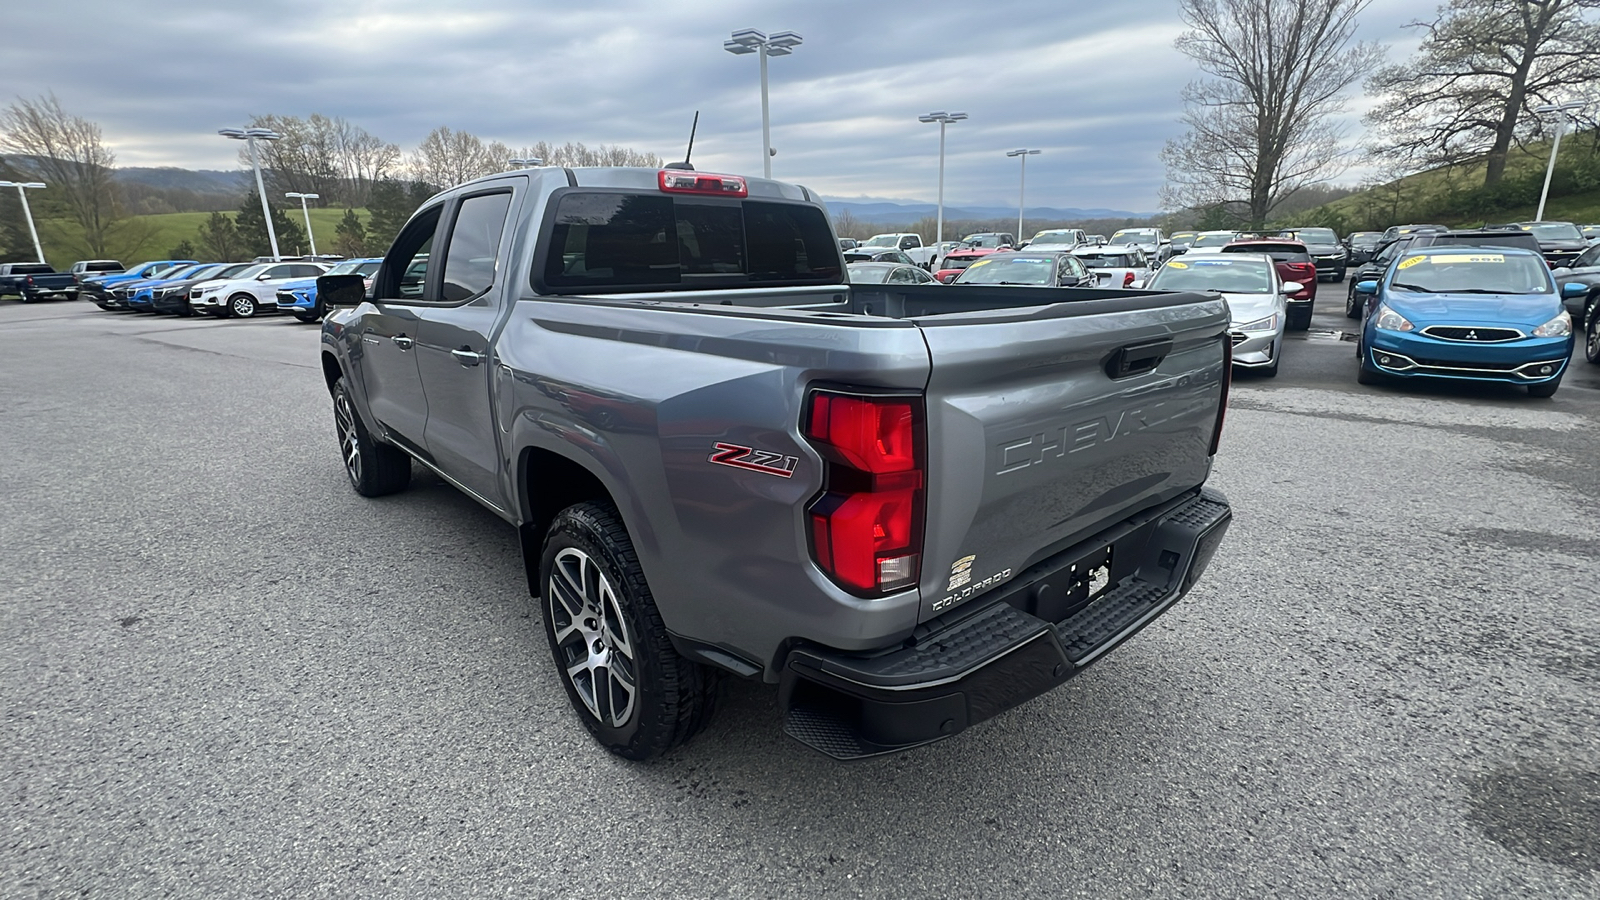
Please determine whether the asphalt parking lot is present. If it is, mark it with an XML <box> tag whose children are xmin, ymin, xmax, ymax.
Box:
<box><xmin>2</xmin><ymin>297</ymin><xmax>1597</xmax><ymax>898</ymax></box>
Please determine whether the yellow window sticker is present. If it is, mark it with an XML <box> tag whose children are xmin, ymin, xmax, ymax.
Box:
<box><xmin>1166</xmin><ymin>261</ymin><xmax>1189</xmax><ymax>269</ymax></box>
<box><xmin>1397</xmin><ymin>256</ymin><xmax>1427</xmax><ymax>269</ymax></box>
<box><xmin>968</xmin><ymin>259</ymin><xmax>992</xmax><ymax>268</ymax></box>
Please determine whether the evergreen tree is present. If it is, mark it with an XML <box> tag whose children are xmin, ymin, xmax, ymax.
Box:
<box><xmin>195</xmin><ymin>211</ymin><xmax>245</xmax><ymax>262</ymax></box>
<box><xmin>235</xmin><ymin>192</ymin><xmax>306</xmax><ymax>259</ymax></box>
<box><xmin>366</xmin><ymin>179</ymin><xmax>430</xmax><ymax>250</ymax></box>
<box><xmin>333</xmin><ymin>208</ymin><xmax>369</xmax><ymax>257</ymax></box>
<box><xmin>168</xmin><ymin>238</ymin><xmax>197</xmax><ymax>260</ymax></box>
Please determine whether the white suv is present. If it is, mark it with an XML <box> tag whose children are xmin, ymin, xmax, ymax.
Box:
<box><xmin>189</xmin><ymin>261</ymin><xmax>330</xmax><ymax>318</ymax></box>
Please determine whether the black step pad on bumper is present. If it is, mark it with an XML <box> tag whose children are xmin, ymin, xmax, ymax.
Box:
<box><xmin>781</xmin><ymin>488</ymin><xmax>1231</xmax><ymax>759</ymax></box>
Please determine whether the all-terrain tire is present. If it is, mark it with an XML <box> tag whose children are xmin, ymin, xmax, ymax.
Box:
<box><xmin>540</xmin><ymin>501</ymin><xmax>720</xmax><ymax>761</ymax></box>
<box><xmin>332</xmin><ymin>378</ymin><xmax>411</xmax><ymax>496</ymax></box>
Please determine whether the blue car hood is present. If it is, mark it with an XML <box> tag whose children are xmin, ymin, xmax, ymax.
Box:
<box><xmin>1382</xmin><ymin>290</ymin><xmax>1563</xmax><ymax>329</ymax></box>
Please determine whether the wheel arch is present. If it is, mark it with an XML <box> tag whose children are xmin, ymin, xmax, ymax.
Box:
<box><xmin>516</xmin><ymin>446</ymin><xmax>622</xmax><ymax>597</ymax></box>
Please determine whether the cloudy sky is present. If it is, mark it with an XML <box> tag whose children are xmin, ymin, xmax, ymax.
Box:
<box><xmin>4</xmin><ymin>0</ymin><xmax>1441</xmax><ymax>211</ymax></box>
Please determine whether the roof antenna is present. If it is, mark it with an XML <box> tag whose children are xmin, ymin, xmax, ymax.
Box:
<box><xmin>665</xmin><ymin>111</ymin><xmax>698</xmax><ymax>170</ymax></box>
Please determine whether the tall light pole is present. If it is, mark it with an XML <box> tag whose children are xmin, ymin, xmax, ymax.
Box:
<box><xmin>724</xmin><ymin>28</ymin><xmax>803</xmax><ymax>179</ymax></box>
<box><xmin>285</xmin><ymin>192</ymin><xmax>319</xmax><ymax>257</ymax></box>
<box><xmin>0</xmin><ymin>180</ymin><xmax>47</xmax><ymax>263</ymax></box>
<box><xmin>919</xmin><ymin>112</ymin><xmax>967</xmax><ymax>257</ymax></box>
<box><xmin>218</xmin><ymin>127</ymin><xmax>284</xmax><ymax>260</ymax></box>
<box><xmin>1534</xmin><ymin>101</ymin><xmax>1584</xmax><ymax>222</ymax></box>
<box><xmin>1006</xmin><ymin>149</ymin><xmax>1040</xmax><ymax>242</ymax></box>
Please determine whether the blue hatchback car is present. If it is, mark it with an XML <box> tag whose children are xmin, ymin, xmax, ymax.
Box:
<box><xmin>275</xmin><ymin>257</ymin><xmax>382</xmax><ymax>323</ymax></box>
<box><xmin>1354</xmin><ymin>247</ymin><xmax>1583</xmax><ymax>398</ymax></box>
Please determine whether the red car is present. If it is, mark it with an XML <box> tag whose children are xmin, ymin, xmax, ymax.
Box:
<box><xmin>1219</xmin><ymin>238</ymin><xmax>1318</xmax><ymax>330</ymax></box>
<box><xmin>933</xmin><ymin>247</ymin><xmax>1000</xmax><ymax>283</ymax></box>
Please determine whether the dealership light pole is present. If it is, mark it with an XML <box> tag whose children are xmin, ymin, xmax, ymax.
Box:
<box><xmin>723</xmin><ymin>28</ymin><xmax>803</xmax><ymax>179</ymax></box>
<box><xmin>218</xmin><ymin>127</ymin><xmax>283</xmax><ymax>259</ymax></box>
<box><xmin>285</xmin><ymin>192</ymin><xmax>319</xmax><ymax>257</ymax></box>
<box><xmin>1534</xmin><ymin>102</ymin><xmax>1584</xmax><ymax>222</ymax></box>
<box><xmin>0</xmin><ymin>180</ymin><xmax>47</xmax><ymax>263</ymax></box>
<box><xmin>919</xmin><ymin>111</ymin><xmax>967</xmax><ymax>255</ymax></box>
<box><xmin>1006</xmin><ymin>149</ymin><xmax>1040</xmax><ymax>242</ymax></box>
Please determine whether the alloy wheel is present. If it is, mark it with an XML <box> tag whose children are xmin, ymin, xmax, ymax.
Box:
<box><xmin>334</xmin><ymin>389</ymin><xmax>362</xmax><ymax>485</ymax></box>
<box><xmin>232</xmin><ymin>295</ymin><xmax>256</xmax><ymax>317</ymax></box>
<box><xmin>1587</xmin><ymin>303</ymin><xmax>1600</xmax><ymax>363</ymax></box>
<box><xmin>547</xmin><ymin>547</ymin><xmax>638</xmax><ymax>728</ymax></box>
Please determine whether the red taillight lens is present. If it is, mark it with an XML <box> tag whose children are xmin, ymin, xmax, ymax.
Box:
<box><xmin>805</xmin><ymin>391</ymin><xmax>925</xmax><ymax>595</ymax></box>
<box><xmin>658</xmin><ymin>169</ymin><xmax>748</xmax><ymax>197</ymax></box>
<box><xmin>1123</xmin><ymin>271</ymin><xmax>1136</xmax><ymax>288</ymax></box>
<box><xmin>1210</xmin><ymin>335</ymin><xmax>1231</xmax><ymax>456</ymax></box>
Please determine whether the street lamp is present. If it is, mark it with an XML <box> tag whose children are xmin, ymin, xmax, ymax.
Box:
<box><xmin>0</xmin><ymin>180</ymin><xmax>47</xmax><ymax>263</ymax></box>
<box><xmin>285</xmin><ymin>192</ymin><xmax>319</xmax><ymax>257</ymax></box>
<box><xmin>218</xmin><ymin>127</ymin><xmax>284</xmax><ymax>259</ymax></box>
<box><xmin>1006</xmin><ymin>149</ymin><xmax>1041</xmax><ymax>243</ymax></box>
<box><xmin>723</xmin><ymin>28</ymin><xmax>803</xmax><ymax>179</ymax></box>
<box><xmin>1534</xmin><ymin>102</ymin><xmax>1584</xmax><ymax>222</ymax></box>
<box><xmin>918</xmin><ymin>111</ymin><xmax>967</xmax><ymax>258</ymax></box>
<box><xmin>508</xmin><ymin>157</ymin><xmax>544</xmax><ymax>169</ymax></box>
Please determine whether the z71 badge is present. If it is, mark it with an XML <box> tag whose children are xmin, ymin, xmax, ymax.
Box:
<box><xmin>709</xmin><ymin>442</ymin><xmax>799</xmax><ymax>478</ymax></box>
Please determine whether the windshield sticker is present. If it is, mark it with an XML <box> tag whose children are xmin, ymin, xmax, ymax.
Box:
<box><xmin>1397</xmin><ymin>256</ymin><xmax>1426</xmax><ymax>269</ymax></box>
<box><xmin>1431</xmin><ymin>254</ymin><xmax>1506</xmax><ymax>264</ymax></box>
<box><xmin>1166</xmin><ymin>261</ymin><xmax>1189</xmax><ymax>269</ymax></box>
<box><xmin>968</xmin><ymin>259</ymin><xmax>992</xmax><ymax>268</ymax></box>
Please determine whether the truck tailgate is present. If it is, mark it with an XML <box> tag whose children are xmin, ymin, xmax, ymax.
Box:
<box><xmin>909</xmin><ymin>287</ymin><xmax>1229</xmax><ymax>622</ymax></box>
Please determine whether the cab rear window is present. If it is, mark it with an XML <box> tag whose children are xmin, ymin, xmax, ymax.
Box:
<box><xmin>538</xmin><ymin>191</ymin><xmax>841</xmax><ymax>291</ymax></box>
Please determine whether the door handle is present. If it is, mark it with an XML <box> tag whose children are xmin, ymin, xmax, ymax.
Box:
<box><xmin>451</xmin><ymin>348</ymin><xmax>484</xmax><ymax>367</ymax></box>
<box><xmin>392</xmin><ymin>335</ymin><xmax>414</xmax><ymax>349</ymax></box>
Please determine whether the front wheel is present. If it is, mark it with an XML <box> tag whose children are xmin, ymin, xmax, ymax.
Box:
<box><xmin>292</xmin><ymin>311</ymin><xmax>318</xmax><ymax>324</ymax></box>
<box><xmin>1344</xmin><ymin>288</ymin><xmax>1362</xmax><ymax>320</ymax></box>
<box><xmin>332</xmin><ymin>378</ymin><xmax>411</xmax><ymax>496</ymax></box>
<box><xmin>541</xmin><ymin>501</ymin><xmax>719</xmax><ymax>760</ymax></box>
<box><xmin>229</xmin><ymin>294</ymin><xmax>258</xmax><ymax>318</ymax></box>
<box><xmin>1585</xmin><ymin>296</ymin><xmax>1600</xmax><ymax>365</ymax></box>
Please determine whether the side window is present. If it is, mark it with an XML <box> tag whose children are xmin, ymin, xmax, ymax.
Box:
<box><xmin>899</xmin><ymin>237</ymin><xmax>916</xmax><ymax>250</ymax></box>
<box><xmin>912</xmin><ymin>267</ymin><xmax>933</xmax><ymax>284</ymax></box>
<box><xmin>441</xmin><ymin>192</ymin><xmax>513</xmax><ymax>302</ymax></box>
<box><xmin>292</xmin><ymin>265</ymin><xmax>323</xmax><ymax>278</ymax></box>
<box><xmin>887</xmin><ymin>266</ymin><xmax>917</xmax><ymax>284</ymax></box>
<box><xmin>379</xmin><ymin>206</ymin><xmax>443</xmax><ymax>301</ymax></box>
<box><xmin>1577</xmin><ymin>245</ymin><xmax>1600</xmax><ymax>268</ymax></box>
<box><xmin>267</xmin><ymin>265</ymin><xmax>296</xmax><ymax>279</ymax></box>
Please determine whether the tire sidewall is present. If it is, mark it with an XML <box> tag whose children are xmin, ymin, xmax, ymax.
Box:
<box><xmin>231</xmin><ymin>294</ymin><xmax>256</xmax><ymax>317</ymax></box>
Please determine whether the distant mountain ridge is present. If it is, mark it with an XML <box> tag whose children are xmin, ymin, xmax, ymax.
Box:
<box><xmin>821</xmin><ymin>195</ymin><xmax>1156</xmax><ymax>224</ymax></box>
<box><xmin>114</xmin><ymin>167</ymin><xmax>248</xmax><ymax>193</ymax></box>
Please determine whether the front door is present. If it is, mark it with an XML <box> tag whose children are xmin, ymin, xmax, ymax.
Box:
<box><xmin>356</xmin><ymin>207</ymin><xmax>442</xmax><ymax>452</ymax></box>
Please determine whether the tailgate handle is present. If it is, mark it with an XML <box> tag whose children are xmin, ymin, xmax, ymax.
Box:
<box><xmin>1106</xmin><ymin>338</ymin><xmax>1173</xmax><ymax>379</ymax></box>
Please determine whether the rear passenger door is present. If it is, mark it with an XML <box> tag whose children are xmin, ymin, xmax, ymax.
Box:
<box><xmin>414</xmin><ymin>187</ymin><xmax>519</xmax><ymax>511</ymax></box>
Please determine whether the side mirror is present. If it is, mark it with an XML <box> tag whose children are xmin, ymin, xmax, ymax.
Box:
<box><xmin>319</xmin><ymin>273</ymin><xmax>368</xmax><ymax>308</ymax></box>
<box><xmin>1354</xmin><ymin>280</ymin><xmax>1379</xmax><ymax>294</ymax></box>
<box><xmin>258</xmin><ymin>273</ymin><xmax>274</xmax><ymax>280</ymax></box>
<box><xmin>1562</xmin><ymin>282</ymin><xmax>1589</xmax><ymax>298</ymax></box>
<box><xmin>1281</xmin><ymin>281</ymin><xmax>1304</xmax><ymax>295</ymax></box>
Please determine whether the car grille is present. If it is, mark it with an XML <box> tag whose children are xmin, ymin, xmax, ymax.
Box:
<box><xmin>1230</xmin><ymin>332</ymin><xmax>1247</xmax><ymax>345</ymax></box>
<box><xmin>1420</xmin><ymin>326</ymin><xmax>1524</xmax><ymax>342</ymax></box>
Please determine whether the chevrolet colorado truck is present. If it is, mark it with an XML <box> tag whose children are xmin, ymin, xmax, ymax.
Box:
<box><xmin>0</xmin><ymin>263</ymin><xmax>77</xmax><ymax>302</ymax></box>
<box><xmin>317</xmin><ymin>166</ymin><xmax>1234</xmax><ymax>761</ymax></box>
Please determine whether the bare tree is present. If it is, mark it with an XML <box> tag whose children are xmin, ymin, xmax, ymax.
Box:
<box><xmin>1365</xmin><ymin>0</ymin><xmax>1600</xmax><ymax>186</ymax></box>
<box><xmin>510</xmin><ymin>141</ymin><xmax>662</xmax><ymax>168</ymax></box>
<box><xmin>334</xmin><ymin>119</ymin><xmax>399</xmax><ymax>207</ymax></box>
<box><xmin>0</xmin><ymin>92</ymin><xmax>126</xmax><ymax>255</ymax></box>
<box><xmin>241</xmin><ymin>114</ymin><xmax>400</xmax><ymax>206</ymax></box>
<box><xmin>408</xmin><ymin>127</ymin><xmax>511</xmax><ymax>189</ymax></box>
<box><xmin>1160</xmin><ymin>0</ymin><xmax>1384</xmax><ymax>227</ymax></box>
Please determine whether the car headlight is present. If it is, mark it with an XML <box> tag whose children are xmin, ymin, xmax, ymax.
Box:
<box><xmin>1237</xmin><ymin>313</ymin><xmax>1279</xmax><ymax>332</ymax></box>
<box><xmin>1374</xmin><ymin>306</ymin><xmax>1414</xmax><ymax>332</ymax></box>
<box><xmin>1533</xmin><ymin>311</ymin><xmax>1571</xmax><ymax>337</ymax></box>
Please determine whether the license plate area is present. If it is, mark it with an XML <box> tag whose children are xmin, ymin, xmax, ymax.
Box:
<box><xmin>1026</xmin><ymin>545</ymin><xmax>1113</xmax><ymax>624</ymax></box>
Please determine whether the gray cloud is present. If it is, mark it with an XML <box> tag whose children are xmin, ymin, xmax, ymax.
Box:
<box><xmin>5</xmin><ymin>0</ymin><xmax>1441</xmax><ymax>211</ymax></box>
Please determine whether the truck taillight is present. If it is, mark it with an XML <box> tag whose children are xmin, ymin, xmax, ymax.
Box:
<box><xmin>658</xmin><ymin>170</ymin><xmax>748</xmax><ymax>197</ymax></box>
<box><xmin>1210</xmin><ymin>335</ymin><xmax>1231</xmax><ymax>456</ymax></box>
<box><xmin>804</xmin><ymin>391</ymin><xmax>925</xmax><ymax>596</ymax></box>
<box><xmin>1123</xmin><ymin>271</ymin><xmax>1136</xmax><ymax>288</ymax></box>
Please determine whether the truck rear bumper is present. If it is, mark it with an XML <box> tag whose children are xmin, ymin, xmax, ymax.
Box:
<box><xmin>778</xmin><ymin>487</ymin><xmax>1230</xmax><ymax>759</ymax></box>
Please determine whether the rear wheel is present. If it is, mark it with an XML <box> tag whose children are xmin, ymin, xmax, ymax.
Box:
<box><xmin>1586</xmin><ymin>296</ymin><xmax>1600</xmax><ymax>365</ymax></box>
<box><xmin>332</xmin><ymin>378</ymin><xmax>411</xmax><ymax>496</ymax></box>
<box><xmin>540</xmin><ymin>501</ymin><xmax>719</xmax><ymax>761</ymax></box>
<box><xmin>229</xmin><ymin>293</ymin><xmax>258</xmax><ymax>318</ymax></box>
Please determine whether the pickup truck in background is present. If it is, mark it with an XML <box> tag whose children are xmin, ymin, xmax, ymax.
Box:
<box><xmin>0</xmin><ymin>263</ymin><xmax>78</xmax><ymax>302</ymax></box>
<box><xmin>318</xmin><ymin>165</ymin><xmax>1234</xmax><ymax>761</ymax></box>
<box><xmin>856</xmin><ymin>232</ymin><xmax>940</xmax><ymax>269</ymax></box>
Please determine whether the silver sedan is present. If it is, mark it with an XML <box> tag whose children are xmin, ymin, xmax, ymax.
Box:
<box><xmin>1143</xmin><ymin>252</ymin><xmax>1298</xmax><ymax>377</ymax></box>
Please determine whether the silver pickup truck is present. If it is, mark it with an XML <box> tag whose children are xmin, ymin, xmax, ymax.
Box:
<box><xmin>317</xmin><ymin>166</ymin><xmax>1233</xmax><ymax>760</ymax></box>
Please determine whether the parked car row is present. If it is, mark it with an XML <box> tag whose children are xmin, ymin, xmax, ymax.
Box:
<box><xmin>65</xmin><ymin>256</ymin><xmax>382</xmax><ymax>322</ymax></box>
